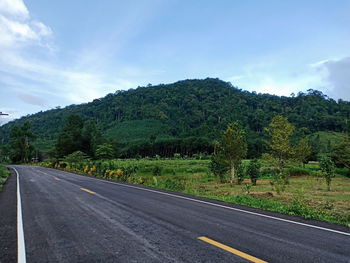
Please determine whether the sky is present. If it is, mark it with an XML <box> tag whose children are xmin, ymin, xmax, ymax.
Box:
<box><xmin>0</xmin><ymin>0</ymin><xmax>350</xmax><ymax>124</ymax></box>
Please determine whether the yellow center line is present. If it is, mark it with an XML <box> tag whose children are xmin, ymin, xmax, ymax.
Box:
<box><xmin>198</xmin><ymin>236</ymin><xmax>268</xmax><ymax>263</ymax></box>
<box><xmin>80</xmin><ymin>187</ymin><xmax>96</xmax><ymax>194</ymax></box>
<box><xmin>54</xmin><ymin>177</ymin><xmax>60</xmax><ymax>181</ymax></box>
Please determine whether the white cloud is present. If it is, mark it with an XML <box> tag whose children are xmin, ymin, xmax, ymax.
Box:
<box><xmin>226</xmin><ymin>56</ymin><xmax>350</xmax><ymax>100</ymax></box>
<box><xmin>0</xmin><ymin>51</ymin><xmax>137</xmax><ymax>104</ymax></box>
<box><xmin>16</xmin><ymin>93</ymin><xmax>48</xmax><ymax>106</ymax></box>
<box><xmin>0</xmin><ymin>0</ymin><xmax>131</xmax><ymax>109</ymax></box>
<box><xmin>313</xmin><ymin>57</ymin><xmax>350</xmax><ymax>101</ymax></box>
<box><xmin>0</xmin><ymin>0</ymin><xmax>29</xmax><ymax>18</ymax></box>
<box><xmin>61</xmin><ymin>71</ymin><xmax>136</xmax><ymax>103</ymax></box>
<box><xmin>0</xmin><ymin>0</ymin><xmax>52</xmax><ymax>48</ymax></box>
<box><xmin>0</xmin><ymin>0</ymin><xmax>166</xmax><ymax>125</ymax></box>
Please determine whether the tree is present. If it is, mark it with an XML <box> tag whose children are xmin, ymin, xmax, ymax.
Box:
<box><xmin>95</xmin><ymin>143</ymin><xmax>114</xmax><ymax>159</ymax></box>
<box><xmin>213</xmin><ymin>122</ymin><xmax>247</xmax><ymax>185</ymax></box>
<box><xmin>265</xmin><ymin>115</ymin><xmax>295</xmax><ymax>173</ymax></box>
<box><xmin>63</xmin><ymin>151</ymin><xmax>90</xmax><ymax>169</ymax></box>
<box><xmin>319</xmin><ymin>156</ymin><xmax>336</xmax><ymax>191</ymax></box>
<box><xmin>332</xmin><ymin>138</ymin><xmax>350</xmax><ymax>171</ymax></box>
<box><xmin>295</xmin><ymin>138</ymin><xmax>312</xmax><ymax>167</ymax></box>
<box><xmin>56</xmin><ymin>115</ymin><xmax>84</xmax><ymax>157</ymax></box>
<box><xmin>247</xmin><ymin>159</ymin><xmax>261</xmax><ymax>186</ymax></box>
<box><xmin>209</xmin><ymin>151</ymin><xmax>228</xmax><ymax>183</ymax></box>
<box><xmin>82</xmin><ymin>121</ymin><xmax>102</xmax><ymax>158</ymax></box>
<box><xmin>64</xmin><ymin>151</ymin><xmax>89</xmax><ymax>163</ymax></box>
<box><xmin>9</xmin><ymin>122</ymin><xmax>35</xmax><ymax>163</ymax></box>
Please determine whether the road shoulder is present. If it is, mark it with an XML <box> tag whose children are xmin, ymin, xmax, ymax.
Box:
<box><xmin>0</xmin><ymin>169</ymin><xmax>17</xmax><ymax>262</ymax></box>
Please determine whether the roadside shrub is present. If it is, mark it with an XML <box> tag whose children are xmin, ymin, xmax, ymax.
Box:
<box><xmin>173</xmin><ymin>153</ymin><xmax>181</xmax><ymax>159</ymax></box>
<box><xmin>287</xmin><ymin>199</ymin><xmax>320</xmax><ymax>219</ymax></box>
<box><xmin>116</xmin><ymin>169</ymin><xmax>123</xmax><ymax>177</ymax></box>
<box><xmin>152</xmin><ymin>176</ymin><xmax>158</xmax><ymax>186</ymax></box>
<box><xmin>269</xmin><ymin>174</ymin><xmax>287</xmax><ymax>194</ymax></box>
<box><xmin>0</xmin><ymin>166</ymin><xmax>9</xmax><ymax>179</ymax></box>
<box><xmin>0</xmin><ymin>166</ymin><xmax>10</xmax><ymax>191</ymax></box>
<box><xmin>163</xmin><ymin>177</ymin><xmax>185</xmax><ymax>191</ymax></box>
<box><xmin>59</xmin><ymin>163</ymin><xmax>67</xmax><ymax>169</ymax></box>
<box><xmin>119</xmin><ymin>166</ymin><xmax>138</xmax><ymax>182</ymax></box>
<box><xmin>152</xmin><ymin>165</ymin><xmax>162</xmax><ymax>176</ymax></box>
<box><xmin>319</xmin><ymin>156</ymin><xmax>336</xmax><ymax>191</ymax></box>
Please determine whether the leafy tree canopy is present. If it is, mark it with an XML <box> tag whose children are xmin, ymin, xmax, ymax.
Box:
<box><xmin>0</xmin><ymin>78</ymin><xmax>349</xmax><ymax>158</ymax></box>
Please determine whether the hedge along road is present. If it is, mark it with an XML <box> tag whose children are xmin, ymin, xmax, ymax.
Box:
<box><xmin>11</xmin><ymin>165</ymin><xmax>350</xmax><ymax>263</ymax></box>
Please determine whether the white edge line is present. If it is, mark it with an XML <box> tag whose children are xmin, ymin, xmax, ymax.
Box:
<box><xmin>14</xmin><ymin>167</ymin><xmax>26</xmax><ymax>263</ymax></box>
<box><xmin>39</xmin><ymin>167</ymin><xmax>350</xmax><ymax>236</ymax></box>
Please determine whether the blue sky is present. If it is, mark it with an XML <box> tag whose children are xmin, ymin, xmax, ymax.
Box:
<box><xmin>1</xmin><ymin>0</ymin><xmax>350</xmax><ymax>123</ymax></box>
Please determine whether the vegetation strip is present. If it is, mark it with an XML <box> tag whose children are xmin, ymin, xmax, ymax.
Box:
<box><xmin>14</xmin><ymin>168</ymin><xmax>26</xmax><ymax>263</ymax></box>
<box><xmin>198</xmin><ymin>236</ymin><xmax>267</xmax><ymax>263</ymax></box>
<box><xmin>0</xmin><ymin>165</ymin><xmax>10</xmax><ymax>191</ymax></box>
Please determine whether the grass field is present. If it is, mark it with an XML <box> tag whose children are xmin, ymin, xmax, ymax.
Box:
<box><xmin>0</xmin><ymin>165</ymin><xmax>10</xmax><ymax>192</ymax></box>
<box><xmin>42</xmin><ymin>158</ymin><xmax>350</xmax><ymax>226</ymax></box>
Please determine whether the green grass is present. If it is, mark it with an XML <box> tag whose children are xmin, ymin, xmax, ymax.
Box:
<box><xmin>0</xmin><ymin>165</ymin><xmax>10</xmax><ymax>191</ymax></box>
<box><xmin>39</xmin><ymin>158</ymin><xmax>350</xmax><ymax>227</ymax></box>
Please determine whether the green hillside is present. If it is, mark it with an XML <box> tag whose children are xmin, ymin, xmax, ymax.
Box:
<box><xmin>0</xmin><ymin>78</ymin><xmax>349</xmax><ymax>158</ymax></box>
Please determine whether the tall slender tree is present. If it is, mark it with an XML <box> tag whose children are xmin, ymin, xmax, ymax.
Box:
<box><xmin>213</xmin><ymin>122</ymin><xmax>247</xmax><ymax>185</ymax></box>
<box><xmin>295</xmin><ymin>138</ymin><xmax>312</xmax><ymax>167</ymax></box>
<box><xmin>82</xmin><ymin>121</ymin><xmax>102</xmax><ymax>157</ymax></box>
<box><xmin>264</xmin><ymin>115</ymin><xmax>295</xmax><ymax>172</ymax></box>
<box><xmin>56</xmin><ymin>115</ymin><xmax>84</xmax><ymax>157</ymax></box>
<box><xmin>9</xmin><ymin>122</ymin><xmax>35</xmax><ymax>163</ymax></box>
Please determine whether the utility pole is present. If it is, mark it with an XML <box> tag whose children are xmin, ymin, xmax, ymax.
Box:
<box><xmin>0</xmin><ymin>112</ymin><xmax>9</xmax><ymax>127</ymax></box>
<box><xmin>0</xmin><ymin>112</ymin><xmax>9</xmax><ymax>162</ymax></box>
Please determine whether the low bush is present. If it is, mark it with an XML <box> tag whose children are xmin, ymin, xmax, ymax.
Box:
<box><xmin>287</xmin><ymin>167</ymin><xmax>312</xmax><ymax>177</ymax></box>
<box><xmin>162</xmin><ymin>177</ymin><xmax>185</xmax><ymax>191</ymax></box>
<box><xmin>336</xmin><ymin>168</ymin><xmax>350</xmax><ymax>178</ymax></box>
<box><xmin>260</xmin><ymin>167</ymin><xmax>279</xmax><ymax>178</ymax></box>
<box><xmin>152</xmin><ymin>165</ymin><xmax>162</xmax><ymax>176</ymax></box>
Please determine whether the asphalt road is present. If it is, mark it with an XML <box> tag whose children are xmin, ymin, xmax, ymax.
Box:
<box><xmin>6</xmin><ymin>165</ymin><xmax>350</xmax><ymax>262</ymax></box>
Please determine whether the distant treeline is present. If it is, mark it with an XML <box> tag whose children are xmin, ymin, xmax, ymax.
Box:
<box><xmin>0</xmin><ymin>78</ymin><xmax>349</xmax><ymax>159</ymax></box>
<box><xmin>120</xmin><ymin>137</ymin><xmax>213</xmax><ymax>158</ymax></box>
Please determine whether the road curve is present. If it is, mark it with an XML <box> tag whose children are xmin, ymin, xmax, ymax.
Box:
<box><xmin>10</xmin><ymin>165</ymin><xmax>350</xmax><ymax>262</ymax></box>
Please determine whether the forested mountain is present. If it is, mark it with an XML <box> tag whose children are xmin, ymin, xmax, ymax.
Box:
<box><xmin>0</xmin><ymin>78</ymin><xmax>349</xmax><ymax>158</ymax></box>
